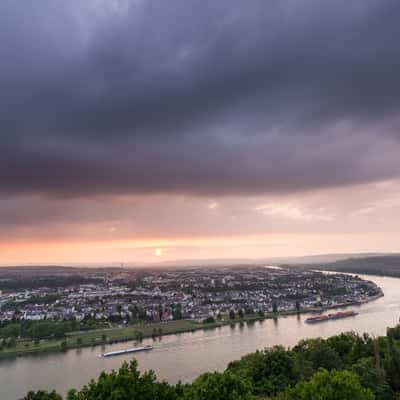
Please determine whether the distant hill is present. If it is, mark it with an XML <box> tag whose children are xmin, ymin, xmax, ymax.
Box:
<box><xmin>147</xmin><ymin>253</ymin><xmax>390</xmax><ymax>268</ymax></box>
<box><xmin>1</xmin><ymin>252</ymin><xmax>396</xmax><ymax>270</ymax></box>
<box><xmin>312</xmin><ymin>255</ymin><xmax>400</xmax><ymax>277</ymax></box>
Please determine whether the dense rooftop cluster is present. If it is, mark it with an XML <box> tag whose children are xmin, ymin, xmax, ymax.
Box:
<box><xmin>0</xmin><ymin>266</ymin><xmax>381</xmax><ymax>324</ymax></box>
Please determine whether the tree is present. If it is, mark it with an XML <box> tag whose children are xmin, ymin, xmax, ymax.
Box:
<box><xmin>244</xmin><ymin>307</ymin><xmax>254</xmax><ymax>315</ymax></box>
<box><xmin>285</xmin><ymin>369</ymin><xmax>374</xmax><ymax>400</ymax></box>
<box><xmin>293</xmin><ymin>338</ymin><xmax>342</xmax><ymax>373</ymax></box>
<box><xmin>0</xmin><ymin>323</ymin><xmax>20</xmax><ymax>338</ymax></box>
<box><xmin>158</xmin><ymin>304</ymin><xmax>163</xmax><ymax>321</ymax></box>
<box><xmin>135</xmin><ymin>330</ymin><xmax>144</xmax><ymax>341</ymax></box>
<box><xmin>172</xmin><ymin>304</ymin><xmax>183</xmax><ymax>320</ymax></box>
<box><xmin>21</xmin><ymin>390</ymin><xmax>62</xmax><ymax>400</ymax></box>
<box><xmin>384</xmin><ymin>336</ymin><xmax>400</xmax><ymax>392</ymax></box>
<box><xmin>326</xmin><ymin>332</ymin><xmax>361</xmax><ymax>367</ymax></box>
<box><xmin>352</xmin><ymin>357</ymin><xmax>392</xmax><ymax>400</ymax></box>
<box><xmin>227</xmin><ymin>346</ymin><xmax>299</xmax><ymax>396</ymax></box>
<box><xmin>66</xmin><ymin>360</ymin><xmax>177</xmax><ymax>400</ymax></box>
<box><xmin>186</xmin><ymin>371</ymin><xmax>253</xmax><ymax>400</ymax></box>
<box><xmin>131</xmin><ymin>304</ymin><xmax>139</xmax><ymax>320</ymax></box>
<box><xmin>387</xmin><ymin>325</ymin><xmax>400</xmax><ymax>341</ymax></box>
<box><xmin>138</xmin><ymin>308</ymin><xmax>147</xmax><ymax>321</ymax></box>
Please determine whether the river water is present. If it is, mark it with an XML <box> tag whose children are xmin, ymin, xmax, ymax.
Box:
<box><xmin>1</xmin><ymin>273</ymin><xmax>400</xmax><ymax>399</ymax></box>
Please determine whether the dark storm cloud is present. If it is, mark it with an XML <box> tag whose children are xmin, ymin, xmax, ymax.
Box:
<box><xmin>1</xmin><ymin>0</ymin><xmax>400</xmax><ymax>197</ymax></box>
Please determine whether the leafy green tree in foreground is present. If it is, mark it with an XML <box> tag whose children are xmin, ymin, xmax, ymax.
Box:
<box><xmin>384</xmin><ymin>337</ymin><xmax>400</xmax><ymax>392</ymax></box>
<box><xmin>21</xmin><ymin>390</ymin><xmax>62</xmax><ymax>400</ymax></box>
<box><xmin>351</xmin><ymin>357</ymin><xmax>392</xmax><ymax>400</ymax></box>
<box><xmin>293</xmin><ymin>338</ymin><xmax>343</xmax><ymax>373</ymax></box>
<box><xmin>66</xmin><ymin>360</ymin><xmax>178</xmax><ymax>400</ymax></box>
<box><xmin>227</xmin><ymin>346</ymin><xmax>299</xmax><ymax>396</ymax></box>
<box><xmin>185</xmin><ymin>370</ymin><xmax>253</xmax><ymax>400</ymax></box>
<box><xmin>285</xmin><ymin>369</ymin><xmax>375</xmax><ymax>400</ymax></box>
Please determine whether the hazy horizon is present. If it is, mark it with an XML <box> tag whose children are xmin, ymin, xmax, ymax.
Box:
<box><xmin>1</xmin><ymin>251</ymin><xmax>398</xmax><ymax>269</ymax></box>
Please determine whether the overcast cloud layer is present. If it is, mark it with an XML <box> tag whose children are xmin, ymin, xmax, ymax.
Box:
<box><xmin>2</xmin><ymin>1</ymin><xmax>400</xmax><ymax>262</ymax></box>
<box><xmin>1</xmin><ymin>0</ymin><xmax>400</xmax><ymax>197</ymax></box>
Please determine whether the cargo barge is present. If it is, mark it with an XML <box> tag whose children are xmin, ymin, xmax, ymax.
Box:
<box><xmin>101</xmin><ymin>344</ymin><xmax>153</xmax><ymax>357</ymax></box>
<box><xmin>305</xmin><ymin>310</ymin><xmax>358</xmax><ymax>324</ymax></box>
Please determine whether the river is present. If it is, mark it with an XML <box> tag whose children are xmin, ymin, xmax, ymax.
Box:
<box><xmin>1</xmin><ymin>273</ymin><xmax>400</xmax><ymax>399</ymax></box>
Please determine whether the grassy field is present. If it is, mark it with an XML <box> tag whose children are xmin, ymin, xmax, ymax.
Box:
<box><xmin>0</xmin><ymin>319</ymin><xmax>215</xmax><ymax>359</ymax></box>
<box><xmin>0</xmin><ymin>337</ymin><xmax>63</xmax><ymax>357</ymax></box>
<box><xmin>65</xmin><ymin>319</ymin><xmax>203</xmax><ymax>345</ymax></box>
<box><xmin>0</xmin><ymin>316</ymin><xmax>270</xmax><ymax>359</ymax></box>
<box><xmin>0</xmin><ymin>313</ymin><xmax>288</xmax><ymax>359</ymax></box>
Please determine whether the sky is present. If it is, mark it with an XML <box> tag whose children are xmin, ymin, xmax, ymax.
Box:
<box><xmin>1</xmin><ymin>0</ymin><xmax>400</xmax><ymax>265</ymax></box>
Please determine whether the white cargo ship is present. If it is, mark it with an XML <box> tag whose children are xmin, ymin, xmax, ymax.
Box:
<box><xmin>101</xmin><ymin>344</ymin><xmax>153</xmax><ymax>357</ymax></box>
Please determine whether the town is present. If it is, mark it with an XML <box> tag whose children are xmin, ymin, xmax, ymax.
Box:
<box><xmin>0</xmin><ymin>265</ymin><xmax>382</xmax><ymax>325</ymax></box>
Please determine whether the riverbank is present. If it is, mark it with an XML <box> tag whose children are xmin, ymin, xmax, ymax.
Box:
<box><xmin>0</xmin><ymin>292</ymin><xmax>383</xmax><ymax>360</ymax></box>
<box><xmin>0</xmin><ymin>319</ymin><xmax>201</xmax><ymax>359</ymax></box>
<box><xmin>0</xmin><ymin>317</ymin><xmax>268</xmax><ymax>359</ymax></box>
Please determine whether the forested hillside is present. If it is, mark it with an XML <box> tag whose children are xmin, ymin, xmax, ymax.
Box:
<box><xmin>316</xmin><ymin>255</ymin><xmax>400</xmax><ymax>277</ymax></box>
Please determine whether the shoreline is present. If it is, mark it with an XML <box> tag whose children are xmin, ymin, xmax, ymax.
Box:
<box><xmin>0</xmin><ymin>292</ymin><xmax>383</xmax><ymax>360</ymax></box>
